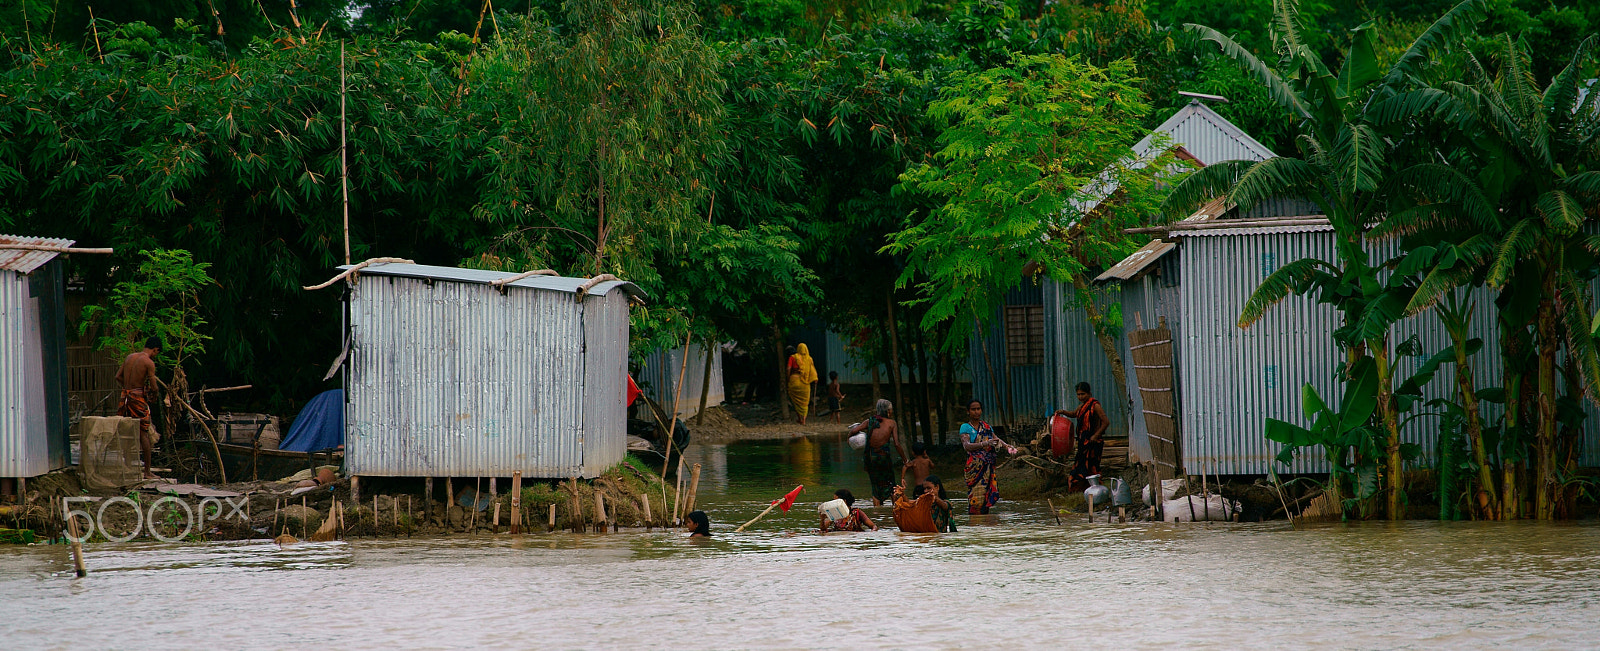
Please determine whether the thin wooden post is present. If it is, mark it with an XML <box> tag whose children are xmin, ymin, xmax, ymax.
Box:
<box><xmin>472</xmin><ymin>478</ymin><xmax>481</xmax><ymax>532</ymax></box>
<box><xmin>301</xmin><ymin>496</ymin><xmax>307</xmax><ymax>539</ymax></box>
<box><xmin>569</xmin><ymin>477</ymin><xmax>582</xmax><ymax>533</ymax></box>
<box><xmin>425</xmin><ymin>477</ymin><xmax>434</xmax><ymax>525</ymax></box>
<box><xmin>685</xmin><ymin>463</ymin><xmax>702</xmax><ymax>514</ymax></box>
<box><xmin>445</xmin><ymin>477</ymin><xmax>453</xmax><ymax>514</ymax></box>
<box><xmin>672</xmin><ymin>457</ymin><xmax>686</xmax><ymax>524</ymax></box>
<box><xmin>548</xmin><ymin>504</ymin><xmax>556</xmax><ymax>532</ymax></box>
<box><xmin>493</xmin><ymin>502</ymin><xmax>501</xmax><ymax>532</ymax></box>
<box><xmin>695</xmin><ymin>340</ymin><xmax>715</xmax><ymax>426</ymax></box>
<box><xmin>374</xmin><ymin>495</ymin><xmax>379</xmax><ymax>534</ymax></box>
<box><xmin>1046</xmin><ymin>498</ymin><xmax>1061</xmax><ymax>525</ymax></box>
<box><xmin>640</xmin><ymin>494</ymin><xmax>652</xmax><ymax>527</ymax></box>
<box><xmin>66</xmin><ymin>513</ymin><xmax>86</xmax><ymax>578</ymax></box>
<box><xmin>510</xmin><ymin>471</ymin><xmax>523</xmax><ymax>535</ymax></box>
<box><xmin>593</xmin><ymin>492</ymin><xmax>608</xmax><ymax>533</ymax></box>
<box><xmin>350</xmin><ymin>476</ymin><xmax>360</xmax><ymax>506</ymax></box>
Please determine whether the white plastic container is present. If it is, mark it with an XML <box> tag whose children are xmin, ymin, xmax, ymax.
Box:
<box><xmin>818</xmin><ymin>499</ymin><xmax>851</xmax><ymax>522</ymax></box>
<box><xmin>848</xmin><ymin>431</ymin><xmax>867</xmax><ymax>450</ymax></box>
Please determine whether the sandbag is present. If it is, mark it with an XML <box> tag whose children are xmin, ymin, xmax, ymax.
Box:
<box><xmin>1160</xmin><ymin>494</ymin><xmax>1240</xmax><ymax>522</ymax></box>
<box><xmin>1141</xmin><ymin>478</ymin><xmax>1187</xmax><ymax>503</ymax></box>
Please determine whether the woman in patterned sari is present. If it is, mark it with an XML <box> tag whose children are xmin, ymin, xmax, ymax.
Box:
<box><xmin>961</xmin><ymin>399</ymin><xmax>1011</xmax><ymax>515</ymax></box>
<box><xmin>819</xmin><ymin>489</ymin><xmax>879</xmax><ymax>532</ymax></box>
<box><xmin>1056</xmin><ymin>382</ymin><xmax>1108</xmax><ymax>490</ymax></box>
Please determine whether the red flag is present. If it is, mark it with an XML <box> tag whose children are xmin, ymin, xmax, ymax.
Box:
<box><xmin>626</xmin><ymin>375</ymin><xmax>642</xmax><ymax>407</ymax></box>
<box><xmin>772</xmin><ymin>485</ymin><xmax>804</xmax><ymax>512</ymax></box>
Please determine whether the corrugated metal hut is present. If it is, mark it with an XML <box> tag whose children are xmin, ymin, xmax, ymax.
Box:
<box><xmin>1097</xmin><ymin>205</ymin><xmax>1600</xmax><ymax>476</ymax></box>
<box><xmin>343</xmin><ymin>263</ymin><xmax>646</xmax><ymax>479</ymax></box>
<box><xmin>0</xmin><ymin>235</ymin><xmax>72</xmax><ymax>480</ymax></box>
<box><xmin>637</xmin><ymin>342</ymin><xmax>725</xmax><ymax>419</ymax></box>
<box><xmin>970</xmin><ymin>100</ymin><xmax>1275</xmax><ymax>438</ymax></box>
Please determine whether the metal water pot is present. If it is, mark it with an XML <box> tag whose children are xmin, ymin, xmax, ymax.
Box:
<box><xmin>1084</xmin><ymin>475</ymin><xmax>1111</xmax><ymax>506</ymax></box>
<box><xmin>1111</xmin><ymin>477</ymin><xmax>1133</xmax><ymax>506</ymax></box>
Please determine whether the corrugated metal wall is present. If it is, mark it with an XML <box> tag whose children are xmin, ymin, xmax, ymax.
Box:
<box><xmin>637</xmin><ymin>342</ymin><xmax>724</xmax><ymax>419</ymax></box>
<box><xmin>969</xmin><ymin>280</ymin><xmax>1128</xmax><ymax>437</ymax></box>
<box><xmin>0</xmin><ymin>268</ymin><xmax>55</xmax><ymax>478</ymax></box>
<box><xmin>822</xmin><ymin>329</ymin><xmax>971</xmax><ymax>385</ymax></box>
<box><xmin>1173</xmin><ymin>231</ymin><xmax>1578</xmax><ymax>475</ymax></box>
<box><xmin>347</xmin><ymin>275</ymin><xmax>628</xmax><ymax>478</ymax></box>
<box><xmin>580</xmin><ymin>291</ymin><xmax>630</xmax><ymax>477</ymax></box>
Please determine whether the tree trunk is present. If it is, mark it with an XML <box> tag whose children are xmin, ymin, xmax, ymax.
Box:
<box><xmin>871</xmin><ymin>364</ymin><xmax>882</xmax><ymax>402</ymax></box>
<box><xmin>938</xmin><ymin>330</ymin><xmax>953</xmax><ymax>446</ymax></box>
<box><xmin>772</xmin><ymin>321</ymin><xmax>789</xmax><ymax>420</ymax></box>
<box><xmin>914</xmin><ymin>312</ymin><xmax>935</xmax><ymax>447</ymax></box>
<box><xmin>1454</xmin><ymin>345</ymin><xmax>1497</xmax><ymax>519</ymax></box>
<box><xmin>694</xmin><ymin>339</ymin><xmax>715</xmax><ymax>427</ymax></box>
<box><xmin>1372</xmin><ymin>337</ymin><xmax>1404</xmax><ymax>521</ymax></box>
<box><xmin>1070</xmin><ymin>275</ymin><xmax>1130</xmax><ymax>435</ymax></box>
<box><xmin>886</xmin><ymin>291</ymin><xmax>906</xmax><ymax>433</ymax></box>
<box><xmin>1535</xmin><ymin>295</ymin><xmax>1557</xmax><ymax>521</ymax></box>
<box><xmin>974</xmin><ymin>317</ymin><xmax>1005</xmax><ymax>426</ymax></box>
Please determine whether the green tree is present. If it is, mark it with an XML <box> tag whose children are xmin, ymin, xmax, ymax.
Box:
<box><xmin>887</xmin><ymin>50</ymin><xmax>1178</xmax><ymax>403</ymax></box>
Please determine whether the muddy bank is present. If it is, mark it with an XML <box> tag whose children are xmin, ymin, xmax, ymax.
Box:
<box><xmin>4</xmin><ymin>455</ymin><xmax>680</xmax><ymax>544</ymax></box>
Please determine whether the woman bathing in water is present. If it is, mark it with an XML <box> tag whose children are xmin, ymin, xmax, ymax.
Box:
<box><xmin>819</xmin><ymin>489</ymin><xmax>879</xmax><ymax>532</ymax></box>
<box><xmin>685</xmin><ymin>511</ymin><xmax>712</xmax><ymax>537</ymax></box>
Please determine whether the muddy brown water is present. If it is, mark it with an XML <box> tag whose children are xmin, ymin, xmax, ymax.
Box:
<box><xmin>5</xmin><ymin>435</ymin><xmax>1600</xmax><ymax>649</ymax></box>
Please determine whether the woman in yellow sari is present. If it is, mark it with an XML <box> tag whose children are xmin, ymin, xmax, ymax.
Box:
<box><xmin>787</xmin><ymin>343</ymin><xmax>818</xmax><ymax>424</ymax></box>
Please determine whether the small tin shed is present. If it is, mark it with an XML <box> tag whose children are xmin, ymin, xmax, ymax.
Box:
<box><xmin>0</xmin><ymin>235</ymin><xmax>72</xmax><ymax>480</ymax></box>
<box><xmin>343</xmin><ymin>263</ymin><xmax>645</xmax><ymax>479</ymax></box>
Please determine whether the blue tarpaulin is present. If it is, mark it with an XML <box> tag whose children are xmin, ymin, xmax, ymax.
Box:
<box><xmin>280</xmin><ymin>389</ymin><xmax>344</xmax><ymax>452</ymax></box>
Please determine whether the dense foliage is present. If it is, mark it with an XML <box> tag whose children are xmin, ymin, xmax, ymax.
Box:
<box><xmin>3</xmin><ymin>0</ymin><xmax>1597</xmax><ymax>518</ymax></box>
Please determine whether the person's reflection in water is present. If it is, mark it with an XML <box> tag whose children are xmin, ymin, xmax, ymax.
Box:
<box><xmin>685</xmin><ymin>511</ymin><xmax>712</xmax><ymax>538</ymax></box>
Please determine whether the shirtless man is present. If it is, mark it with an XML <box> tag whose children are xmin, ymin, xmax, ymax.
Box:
<box><xmin>115</xmin><ymin>337</ymin><xmax>162</xmax><ymax>478</ymax></box>
<box><xmin>848</xmin><ymin>399</ymin><xmax>908</xmax><ymax>506</ymax></box>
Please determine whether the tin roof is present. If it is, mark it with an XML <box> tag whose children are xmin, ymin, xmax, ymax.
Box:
<box><xmin>1095</xmin><ymin>197</ymin><xmax>1230</xmax><ymax>283</ymax></box>
<box><xmin>336</xmin><ymin>262</ymin><xmax>648</xmax><ymax>301</ymax></box>
<box><xmin>1074</xmin><ymin>102</ymin><xmax>1278</xmax><ymax>214</ymax></box>
<box><xmin>0</xmin><ymin>235</ymin><xmax>75</xmax><ymax>274</ymax></box>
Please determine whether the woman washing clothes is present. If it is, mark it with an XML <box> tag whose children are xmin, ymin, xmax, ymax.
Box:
<box><xmin>786</xmin><ymin>344</ymin><xmax>818</xmax><ymax>424</ymax></box>
<box><xmin>891</xmin><ymin>476</ymin><xmax>956</xmax><ymax>533</ymax></box>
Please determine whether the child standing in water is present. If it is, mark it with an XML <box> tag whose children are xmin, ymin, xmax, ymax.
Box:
<box><xmin>827</xmin><ymin>371</ymin><xmax>844</xmax><ymax>422</ymax></box>
<box><xmin>902</xmin><ymin>442</ymin><xmax>933</xmax><ymax>490</ymax></box>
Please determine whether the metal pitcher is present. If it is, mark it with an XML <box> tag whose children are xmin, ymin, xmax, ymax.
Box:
<box><xmin>1084</xmin><ymin>474</ymin><xmax>1111</xmax><ymax>506</ymax></box>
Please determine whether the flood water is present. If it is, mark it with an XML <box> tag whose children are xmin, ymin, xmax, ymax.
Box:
<box><xmin>6</xmin><ymin>434</ymin><xmax>1600</xmax><ymax>649</ymax></box>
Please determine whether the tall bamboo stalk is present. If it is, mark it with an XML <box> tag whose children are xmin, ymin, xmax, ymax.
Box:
<box><xmin>886</xmin><ymin>291</ymin><xmax>907</xmax><ymax>435</ymax></box>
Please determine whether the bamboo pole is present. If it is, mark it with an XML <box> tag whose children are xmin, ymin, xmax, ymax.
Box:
<box><xmin>548</xmin><ymin>504</ymin><xmax>556</xmax><ymax>532</ymax></box>
<box><xmin>695</xmin><ymin>339</ymin><xmax>715</xmax><ymax>426</ymax></box>
<box><xmin>658</xmin><ymin>331</ymin><xmax>694</xmax><ymax>514</ymax></box>
<box><xmin>672</xmin><ymin>457</ymin><xmax>686</xmax><ymax>524</ymax></box>
<box><xmin>640</xmin><ymin>494</ymin><xmax>652</xmax><ymax>527</ymax></box>
<box><xmin>340</xmin><ymin>41</ymin><xmax>350</xmax><ymax>267</ymax></box>
<box><xmin>684</xmin><ymin>463</ymin><xmax>702</xmax><ymax>514</ymax></box>
<box><xmin>735</xmin><ymin>502</ymin><xmax>779</xmax><ymax>533</ymax></box>
<box><xmin>0</xmin><ymin>244</ymin><xmax>113</xmax><ymax>254</ymax></box>
<box><xmin>593</xmin><ymin>492</ymin><xmax>607</xmax><ymax>533</ymax></box>
<box><xmin>425</xmin><ymin>477</ymin><xmax>433</xmax><ymax>525</ymax></box>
